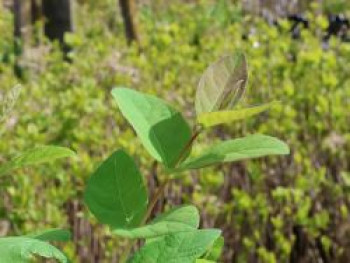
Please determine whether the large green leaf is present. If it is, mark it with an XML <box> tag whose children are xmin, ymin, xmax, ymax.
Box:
<box><xmin>112</xmin><ymin>88</ymin><xmax>192</xmax><ymax>168</ymax></box>
<box><xmin>129</xmin><ymin>229</ymin><xmax>221</xmax><ymax>263</ymax></box>
<box><xmin>113</xmin><ymin>205</ymin><xmax>199</xmax><ymax>239</ymax></box>
<box><xmin>178</xmin><ymin>134</ymin><xmax>289</xmax><ymax>170</ymax></box>
<box><xmin>27</xmin><ymin>229</ymin><xmax>71</xmax><ymax>242</ymax></box>
<box><xmin>0</xmin><ymin>146</ymin><xmax>76</xmax><ymax>177</ymax></box>
<box><xmin>0</xmin><ymin>236</ymin><xmax>68</xmax><ymax>263</ymax></box>
<box><xmin>84</xmin><ymin>150</ymin><xmax>148</xmax><ymax>230</ymax></box>
<box><xmin>197</xmin><ymin>102</ymin><xmax>277</xmax><ymax>128</ymax></box>
<box><xmin>195</xmin><ymin>52</ymin><xmax>248</xmax><ymax>115</ymax></box>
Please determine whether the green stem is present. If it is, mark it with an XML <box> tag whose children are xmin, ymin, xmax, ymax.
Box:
<box><xmin>120</xmin><ymin>125</ymin><xmax>203</xmax><ymax>262</ymax></box>
<box><xmin>119</xmin><ymin>178</ymin><xmax>170</xmax><ymax>263</ymax></box>
<box><xmin>173</xmin><ymin>124</ymin><xmax>203</xmax><ymax>167</ymax></box>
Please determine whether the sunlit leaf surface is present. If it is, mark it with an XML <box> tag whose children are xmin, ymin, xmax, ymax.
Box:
<box><xmin>112</xmin><ymin>88</ymin><xmax>192</xmax><ymax>168</ymax></box>
<box><xmin>0</xmin><ymin>146</ymin><xmax>76</xmax><ymax>177</ymax></box>
<box><xmin>0</xmin><ymin>237</ymin><xmax>68</xmax><ymax>263</ymax></box>
<box><xmin>197</xmin><ymin>102</ymin><xmax>277</xmax><ymax>127</ymax></box>
<box><xmin>113</xmin><ymin>205</ymin><xmax>199</xmax><ymax>239</ymax></box>
<box><xmin>178</xmin><ymin>134</ymin><xmax>290</xmax><ymax>170</ymax></box>
<box><xmin>129</xmin><ymin>229</ymin><xmax>221</xmax><ymax>263</ymax></box>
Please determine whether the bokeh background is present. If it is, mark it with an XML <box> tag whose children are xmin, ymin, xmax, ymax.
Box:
<box><xmin>0</xmin><ymin>0</ymin><xmax>349</xmax><ymax>262</ymax></box>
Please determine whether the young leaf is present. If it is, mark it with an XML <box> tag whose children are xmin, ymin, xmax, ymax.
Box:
<box><xmin>0</xmin><ymin>237</ymin><xmax>68</xmax><ymax>263</ymax></box>
<box><xmin>0</xmin><ymin>146</ymin><xmax>76</xmax><ymax>177</ymax></box>
<box><xmin>202</xmin><ymin>236</ymin><xmax>224</xmax><ymax>261</ymax></box>
<box><xmin>84</xmin><ymin>150</ymin><xmax>148</xmax><ymax>230</ymax></box>
<box><xmin>129</xmin><ymin>229</ymin><xmax>221</xmax><ymax>263</ymax></box>
<box><xmin>178</xmin><ymin>134</ymin><xmax>290</xmax><ymax>170</ymax></box>
<box><xmin>196</xmin><ymin>52</ymin><xmax>248</xmax><ymax>115</ymax></box>
<box><xmin>111</xmin><ymin>88</ymin><xmax>192</xmax><ymax>168</ymax></box>
<box><xmin>197</xmin><ymin>102</ymin><xmax>277</xmax><ymax>128</ymax></box>
<box><xmin>27</xmin><ymin>229</ymin><xmax>71</xmax><ymax>242</ymax></box>
<box><xmin>113</xmin><ymin>205</ymin><xmax>199</xmax><ymax>239</ymax></box>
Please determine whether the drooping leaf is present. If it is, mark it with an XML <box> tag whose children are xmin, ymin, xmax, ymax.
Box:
<box><xmin>197</xmin><ymin>102</ymin><xmax>277</xmax><ymax>128</ymax></box>
<box><xmin>113</xmin><ymin>205</ymin><xmax>199</xmax><ymax>239</ymax></box>
<box><xmin>202</xmin><ymin>236</ymin><xmax>224</xmax><ymax>261</ymax></box>
<box><xmin>0</xmin><ymin>236</ymin><xmax>68</xmax><ymax>263</ymax></box>
<box><xmin>129</xmin><ymin>229</ymin><xmax>221</xmax><ymax>263</ymax></box>
<box><xmin>84</xmin><ymin>150</ymin><xmax>148</xmax><ymax>230</ymax></box>
<box><xmin>178</xmin><ymin>134</ymin><xmax>289</xmax><ymax>170</ymax></box>
<box><xmin>112</xmin><ymin>88</ymin><xmax>192</xmax><ymax>168</ymax></box>
<box><xmin>0</xmin><ymin>146</ymin><xmax>76</xmax><ymax>177</ymax></box>
<box><xmin>27</xmin><ymin>229</ymin><xmax>71</xmax><ymax>242</ymax></box>
<box><xmin>195</xmin><ymin>52</ymin><xmax>248</xmax><ymax>115</ymax></box>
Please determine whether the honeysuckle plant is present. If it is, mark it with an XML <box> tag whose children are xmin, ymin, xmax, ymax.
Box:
<box><xmin>84</xmin><ymin>52</ymin><xmax>290</xmax><ymax>262</ymax></box>
<box><xmin>0</xmin><ymin>146</ymin><xmax>75</xmax><ymax>262</ymax></box>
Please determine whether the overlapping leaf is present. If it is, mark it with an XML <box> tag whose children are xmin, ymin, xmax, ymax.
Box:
<box><xmin>113</xmin><ymin>205</ymin><xmax>199</xmax><ymax>239</ymax></box>
<box><xmin>195</xmin><ymin>52</ymin><xmax>248</xmax><ymax>115</ymax></box>
<box><xmin>129</xmin><ymin>229</ymin><xmax>221</xmax><ymax>263</ymax></box>
<box><xmin>84</xmin><ymin>150</ymin><xmax>148</xmax><ymax>230</ymax></box>
<box><xmin>197</xmin><ymin>102</ymin><xmax>277</xmax><ymax>128</ymax></box>
<box><xmin>112</xmin><ymin>88</ymin><xmax>192</xmax><ymax>168</ymax></box>
<box><xmin>0</xmin><ymin>237</ymin><xmax>68</xmax><ymax>263</ymax></box>
<box><xmin>0</xmin><ymin>146</ymin><xmax>76</xmax><ymax>177</ymax></box>
<box><xmin>27</xmin><ymin>229</ymin><xmax>71</xmax><ymax>242</ymax></box>
<box><xmin>178</xmin><ymin>134</ymin><xmax>289</xmax><ymax>170</ymax></box>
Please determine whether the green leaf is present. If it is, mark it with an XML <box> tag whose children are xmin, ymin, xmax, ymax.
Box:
<box><xmin>0</xmin><ymin>146</ymin><xmax>76</xmax><ymax>177</ymax></box>
<box><xmin>197</xmin><ymin>102</ymin><xmax>277</xmax><ymax>128</ymax></box>
<box><xmin>27</xmin><ymin>229</ymin><xmax>71</xmax><ymax>242</ymax></box>
<box><xmin>178</xmin><ymin>134</ymin><xmax>290</xmax><ymax>170</ymax></box>
<box><xmin>113</xmin><ymin>205</ymin><xmax>199</xmax><ymax>239</ymax></box>
<box><xmin>196</xmin><ymin>260</ymin><xmax>216</xmax><ymax>263</ymax></box>
<box><xmin>202</xmin><ymin>236</ymin><xmax>224</xmax><ymax>261</ymax></box>
<box><xmin>84</xmin><ymin>149</ymin><xmax>148</xmax><ymax>230</ymax></box>
<box><xmin>129</xmin><ymin>229</ymin><xmax>221</xmax><ymax>263</ymax></box>
<box><xmin>112</xmin><ymin>88</ymin><xmax>192</xmax><ymax>168</ymax></box>
<box><xmin>196</xmin><ymin>52</ymin><xmax>248</xmax><ymax>115</ymax></box>
<box><xmin>0</xmin><ymin>236</ymin><xmax>68</xmax><ymax>263</ymax></box>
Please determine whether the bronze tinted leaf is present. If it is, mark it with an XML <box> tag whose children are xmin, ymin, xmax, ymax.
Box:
<box><xmin>195</xmin><ymin>52</ymin><xmax>248</xmax><ymax>115</ymax></box>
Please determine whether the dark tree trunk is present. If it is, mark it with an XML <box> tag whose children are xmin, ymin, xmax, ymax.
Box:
<box><xmin>42</xmin><ymin>0</ymin><xmax>74</xmax><ymax>52</ymax></box>
<box><xmin>31</xmin><ymin>0</ymin><xmax>42</xmax><ymax>24</ymax></box>
<box><xmin>13</xmin><ymin>0</ymin><xmax>32</xmax><ymax>43</ymax></box>
<box><xmin>119</xmin><ymin>0</ymin><xmax>139</xmax><ymax>44</ymax></box>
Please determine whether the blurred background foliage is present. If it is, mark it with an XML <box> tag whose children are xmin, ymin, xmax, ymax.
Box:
<box><xmin>0</xmin><ymin>0</ymin><xmax>349</xmax><ymax>262</ymax></box>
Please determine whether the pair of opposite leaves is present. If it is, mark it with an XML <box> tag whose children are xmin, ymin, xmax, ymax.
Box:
<box><xmin>84</xmin><ymin>150</ymin><xmax>223</xmax><ymax>263</ymax></box>
<box><xmin>111</xmin><ymin>52</ymin><xmax>287</xmax><ymax>171</ymax></box>
<box><xmin>85</xmin><ymin>52</ymin><xmax>289</xmax><ymax>234</ymax></box>
<box><xmin>84</xmin><ymin>53</ymin><xmax>289</xmax><ymax>262</ymax></box>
